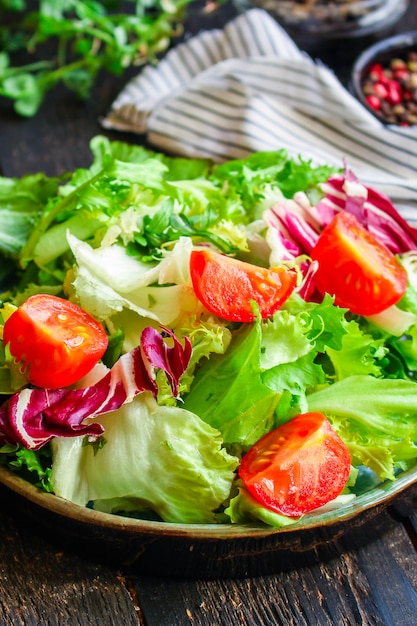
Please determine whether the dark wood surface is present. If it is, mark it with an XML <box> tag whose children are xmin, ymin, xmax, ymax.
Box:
<box><xmin>0</xmin><ymin>2</ymin><xmax>417</xmax><ymax>624</ymax></box>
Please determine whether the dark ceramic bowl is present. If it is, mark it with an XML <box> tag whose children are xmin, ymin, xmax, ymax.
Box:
<box><xmin>233</xmin><ymin>0</ymin><xmax>409</xmax><ymax>38</ymax></box>
<box><xmin>351</xmin><ymin>30</ymin><xmax>417</xmax><ymax>125</ymax></box>
<box><xmin>1</xmin><ymin>463</ymin><xmax>416</xmax><ymax>578</ymax></box>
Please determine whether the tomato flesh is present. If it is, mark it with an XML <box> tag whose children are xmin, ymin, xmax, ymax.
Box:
<box><xmin>310</xmin><ymin>211</ymin><xmax>407</xmax><ymax>316</ymax></box>
<box><xmin>190</xmin><ymin>249</ymin><xmax>297</xmax><ymax>322</ymax></box>
<box><xmin>239</xmin><ymin>412</ymin><xmax>351</xmax><ymax>517</ymax></box>
<box><xmin>3</xmin><ymin>294</ymin><xmax>108</xmax><ymax>389</ymax></box>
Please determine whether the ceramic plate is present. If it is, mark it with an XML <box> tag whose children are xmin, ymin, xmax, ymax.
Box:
<box><xmin>0</xmin><ymin>462</ymin><xmax>416</xmax><ymax>578</ymax></box>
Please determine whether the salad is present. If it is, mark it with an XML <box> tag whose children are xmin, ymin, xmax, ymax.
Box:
<box><xmin>0</xmin><ymin>135</ymin><xmax>417</xmax><ymax>527</ymax></box>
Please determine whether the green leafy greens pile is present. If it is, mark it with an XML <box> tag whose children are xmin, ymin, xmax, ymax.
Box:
<box><xmin>0</xmin><ymin>0</ymin><xmax>209</xmax><ymax>116</ymax></box>
<box><xmin>1</xmin><ymin>135</ymin><xmax>417</xmax><ymax>527</ymax></box>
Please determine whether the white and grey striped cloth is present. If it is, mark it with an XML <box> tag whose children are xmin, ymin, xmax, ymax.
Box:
<box><xmin>103</xmin><ymin>8</ymin><xmax>417</xmax><ymax>221</ymax></box>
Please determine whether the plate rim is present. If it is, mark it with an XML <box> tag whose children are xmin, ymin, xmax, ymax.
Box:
<box><xmin>1</xmin><ymin>462</ymin><xmax>416</xmax><ymax>540</ymax></box>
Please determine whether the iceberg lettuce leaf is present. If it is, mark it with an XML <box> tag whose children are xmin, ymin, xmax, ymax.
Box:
<box><xmin>68</xmin><ymin>234</ymin><xmax>201</xmax><ymax>325</ymax></box>
<box><xmin>51</xmin><ymin>394</ymin><xmax>238</xmax><ymax>524</ymax></box>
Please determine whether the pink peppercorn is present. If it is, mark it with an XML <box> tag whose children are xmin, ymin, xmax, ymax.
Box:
<box><xmin>393</xmin><ymin>68</ymin><xmax>409</xmax><ymax>81</ymax></box>
<box><xmin>366</xmin><ymin>95</ymin><xmax>381</xmax><ymax>110</ymax></box>
<box><xmin>369</xmin><ymin>63</ymin><xmax>385</xmax><ymax>81</ymax></box>
<box><xmin>387</xmin><ymin>80</ymin><xmax>402</xmax><ymax>105</ymax></box>
<box><xmin>360</xmin><ymin>51</ymin><xmax>417</xmax><ymax>125</ymax></box>
<box><xmin>373</xmin><ymin>82</ymin><xmax>388</xmax><ymax>99</ymax></box>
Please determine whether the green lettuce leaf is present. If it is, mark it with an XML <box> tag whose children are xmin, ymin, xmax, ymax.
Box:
<box><xmin>0</xmin><ymin>442</ymin><xmax>53</xmax><ymax>492</ymax></box>
<box><xmin>50</xmin><ymin>394</ymin><xmax>238</xmax><ymax>524</ymax></box>
<box><xmin>260</xmin><ymin>295</ymin><xmax>347</xmax><ymax>413</ymax></box>
<box><xmin>307</xmin><ymin>375</ymin><xmax>417</xmax><ymax>438</ymax></box>
<box><xmin>329</xmin><ymin>414</ymin><xmax>417</xmax><ymax>481</ymax></box>
<box><xmin>307</xmin><ymin>375</ymin><xmax>417</xmax><ymax>480</ymax></box>
<box><xmin>225</xmin><ymin>486</ymin><xmax>298</xmax><ymax>528</ymax></box>
<box><xmin>326</xmin><ymin>319</ymin><xmax>387</xmax><ymax>380</ymax></box>
<box><xmin>211</xmin><ymin>150</ymin><xmax>338</xmax><ymax>218</ymax></box>
<box><xmin>68</xmin><ymin>234</ymin><xmax>201</xmax><ymax>326</ymax></box>
<box><xmin>0</xmin><ymin>172</ymin><xmax>61</xmax><ymax>258</ymax></box>
<box><xmin>262</xmin><ymin>351</ymin><xmax>325</xmax><ymax>404</ymax></box>
<box><xmin>283</xmin><ymin>293</ymin><xmax>348</xmax><ymax>352</ymax></box>
<box><xmin>183</xmin><ymin>319</ymin><xmax>280</xmax><ymax>449</ymax></box>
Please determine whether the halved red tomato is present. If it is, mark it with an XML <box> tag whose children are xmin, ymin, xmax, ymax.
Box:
<box><xmin>3</xmin><ymin>294</ymin><xmax>108</xmax><ymax>389</ymax></box>
<box><xmin>310</xmin><ymin>211</ymin><xmax>407</xmax><ymax>316</ymax></box>
<box><xmin>239</xmin><ymin>412</ymin><xmax>351</xmax><ymax>517</ymax></box>
<box><xmin>189</xmin><ymin>249</ymin><xmax>297</xmax><ymax>322</ymax></box>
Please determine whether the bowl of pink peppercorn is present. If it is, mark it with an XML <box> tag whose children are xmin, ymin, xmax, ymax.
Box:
<box><xmin>352</xmin><ymin>31</ymin><xmax>417</xmax><ymax>126</ymax></box>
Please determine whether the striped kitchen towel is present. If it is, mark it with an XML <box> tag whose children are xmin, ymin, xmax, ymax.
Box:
<box><xmin>103</xmin><ymin>8</ymin><xmax>417</xmax><ymax>221</ymax></box>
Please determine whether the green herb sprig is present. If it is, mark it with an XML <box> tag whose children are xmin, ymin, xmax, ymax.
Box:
<box><xmin>0</xmin><ymin>0</ymin><xmax>215</xmax><ymax>117</ymax></box>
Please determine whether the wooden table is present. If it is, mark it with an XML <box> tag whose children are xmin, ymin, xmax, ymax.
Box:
<box><xmin>0</xmin><ymin>2</ymin><xmax>416</xmax><ymax>624</ymax></box>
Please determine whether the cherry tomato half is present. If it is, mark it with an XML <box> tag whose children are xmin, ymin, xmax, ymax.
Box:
<box><xmin>310</xmin><ymin>211</ymin><xmax>407</xmax><ymax>316</ymax></box>
<box><xmin>239</xmin><ymin>412</ymin><xmax>351</xmax><ymax>517</ymax></box>
<box><xmin>189</xmin><ymin>249</ymin><xmax>297</xmax><ymax>322</ymax></box>
<box><xmin>3</xmin><ymin>294</ymin><xmax>108</xmax><ymax>389</ymax></box>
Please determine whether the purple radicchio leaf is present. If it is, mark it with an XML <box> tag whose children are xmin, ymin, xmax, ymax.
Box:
<box><xmin>317</xmin><ymin>169</ymin><xmax>417</xmax><ymax>254</ymax></box>
<box><xmin>265</xmin><ymin>194</ymin><xmax>321</xmax><ymax>258</ymax></box>
<box><xmin>297</xmin><ymin>259</ymin><xmax>319</xmax><ymax>300</ymax></box>
<box><xmin>281</xmin><ymin>211</ymin><xmax>320</xmax><ymax>255</ymax></box>
<box><xmin>0</xmin><ymin>327</ymin><xmax>192</xmax><ymax>450</ymax></box>
<box><xmin>141</xmin><ymin>326</ymin><xmax>192</xmax><ymax>398</ymax></box>
<box><xmin>265</xmin><ymin>216</ymin><xmax>301</xmax><ymax>260</ymax></box>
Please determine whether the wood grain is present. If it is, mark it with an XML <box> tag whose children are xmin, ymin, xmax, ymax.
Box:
<box><xmin>127</xmin><ymin>489</ymin><xmax>417</xmax><ymax>626</ymax></box>
<box><xmin>0</xmin><ymin>509</ymin><xmax>140</xmax><ymax>626</ymax></box>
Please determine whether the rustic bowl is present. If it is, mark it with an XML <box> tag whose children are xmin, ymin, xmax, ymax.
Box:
<box><xmin>0</xmin><ymin>462</ymin><xmax>416</xmax><ymax>578</ymax></box>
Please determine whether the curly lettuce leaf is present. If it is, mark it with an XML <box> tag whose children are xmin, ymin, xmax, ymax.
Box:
<box><xmin>259</xmin><ymin>308</ymin><xmax>313</xmax><ymax>371</ymax></box>
<box><xmin>260</xmin><ymin>295</ymin><xmax>347</xmax><ymax>411</ymax></box>
<box><xmin>326</xmin><ymin>319</ymin><xmax>387</xmax><ymax>380</ymax></box>
<box><xmin>329</xmin><ymin>415</ymin><xmax>417</xmax><ymax>481</ymax></box>
<box><xmin>0</xmin><ymin>442</ymin><xmax>53</xmax><ymax>492</ymax></box>
<box><xmin>211</xmin><ymin>150</ymin><xmax>337</xmax><ymax>216</ymax></box>
<box><xmin>283</xmin><ymin>293</ymin><xmax>348</xmax><ymax>352</ymax></box>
